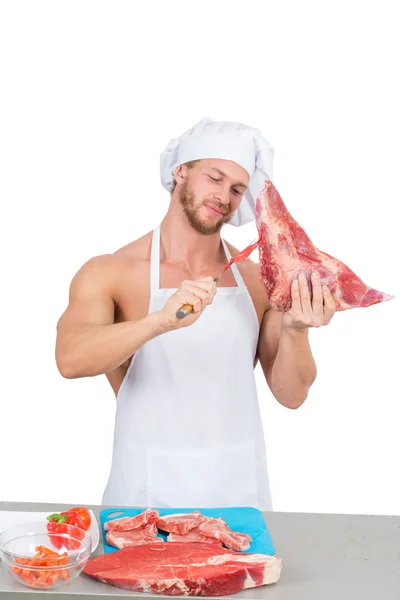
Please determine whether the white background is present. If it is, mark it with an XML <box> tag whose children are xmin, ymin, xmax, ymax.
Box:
<box><xmin>0</xmin><ymin>1</ymin><xmax>398</xmax><ymax>516</ymax></box>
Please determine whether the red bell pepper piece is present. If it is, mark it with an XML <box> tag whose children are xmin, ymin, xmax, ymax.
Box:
<box><xmin>46</xmin><ymin>507</ymin><xmax>90</xmax><ymax>550</ymax></box>
<box><xmin>46</xmin><ymin>517</ymin><xmax>85</xmax><ymax>550</ymax></box>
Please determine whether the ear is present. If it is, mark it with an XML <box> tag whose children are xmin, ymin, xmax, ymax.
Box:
<box><xmin>173</xmin><ymin>164</ymin><xmax>189</xmax><ymax>186</ymax></box>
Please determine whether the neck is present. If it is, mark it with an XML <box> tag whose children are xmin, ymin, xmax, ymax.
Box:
<box><xmin>160</xmin><ymin>201</ymin><xmax>225</xmax><ymax>272</ymax></box>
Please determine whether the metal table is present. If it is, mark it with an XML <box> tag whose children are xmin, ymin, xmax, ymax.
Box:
<box><xmin>0</xmin><ymin>501</ymin><xmax>398</xmax><ymax>599</ymax></box>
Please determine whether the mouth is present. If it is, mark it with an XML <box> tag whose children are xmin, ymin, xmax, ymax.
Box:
<box><xmin>205</xmin><ymin>204</ymin><xmax>227</xmax><ymax>217</ymax></box>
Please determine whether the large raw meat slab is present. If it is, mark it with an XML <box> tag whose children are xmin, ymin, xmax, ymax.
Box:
<box><xmin>256</xmin><ymin>181</ymin><xmax>392</xmax><ymax>311</ymax></box>
<box><xmin>83</xmin><ymin>542</ymin><xmax>282</xmax><ymax>596</ymax></box>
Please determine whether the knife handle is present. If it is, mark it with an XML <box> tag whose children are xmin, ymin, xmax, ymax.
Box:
<box><xmin>175</xmin><ymin>274</ymin><xmax>222</xmax><ymax>320</ymax></box>
<box><xmin>176</xmin><ymin>304</ymin><xmax>194</xmax><ymax>319</ymax></box>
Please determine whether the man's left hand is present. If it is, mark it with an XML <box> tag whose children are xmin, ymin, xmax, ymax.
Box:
<box><xmin>281</xmin><ymin>271</ymin><xmax>336</xmax><ymax>331</ymax></box>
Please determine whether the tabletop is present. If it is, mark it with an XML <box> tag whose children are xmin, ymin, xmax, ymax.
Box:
<box><xmin>0</xmin><ymin>501</ymin><xmax>398</xmax><ymax>599</ymax></box>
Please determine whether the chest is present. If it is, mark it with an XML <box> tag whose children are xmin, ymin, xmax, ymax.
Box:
<box><xmin>113</xmin><ymin>260</ymin><xmax>265</xmax><ymax>327</ymax></box>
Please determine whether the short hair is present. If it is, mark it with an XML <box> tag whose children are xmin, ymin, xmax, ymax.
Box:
<box><xmin>171</xmin><ymin>160</ymin><xmax>199</xmax><ymax>193</ymax></box>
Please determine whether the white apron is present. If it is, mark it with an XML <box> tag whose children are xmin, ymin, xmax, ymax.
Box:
<box><xmin>102</xmin><ymin>225</ymin><xmax>272</xmax><ymax>510</ymax></box>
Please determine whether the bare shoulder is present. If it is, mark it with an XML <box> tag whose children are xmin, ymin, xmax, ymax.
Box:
<box><xmin>71</xmin><ymin>232</ymin><xmax>153</xmax><ymax>291</ymax></box>
<box><xmin>79</xmin><ymin>230</ymin><xmax>153</xmax><ymax>269</ymax></box>
<box><xmin>69</xmin><ymin>254</ymin><xmax>119</xmax><ymax>291</ymax></box>
<box><xmin>114</xmin><ymin>231</ymin><xmax>153</xmax><ymax>261</ymax></box>
<box><xmin>70</xmin><ymin>253</ymin><xmax>129</xmax><ymax>295</ymax></box>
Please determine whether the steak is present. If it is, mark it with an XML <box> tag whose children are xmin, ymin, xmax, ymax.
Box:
<box><xmin>255</xmin><ymin>180</ymin><xmax>393</xmax><ymax>311</ymax></box>
<box><xmin>106</xmin><ymin>522</ymin><xmax>163</xmax><ymax>549</ymax></box>
<box><xmin>168</xmin><ymin>528</ymin><xmax>222</xmax><ymax>545</ymax></box>
<box><xmin>157</xmin><ymin>512</ymin><xmax>206</xmax><ymax>535</ymax></box>
<box><xmin>104</xmin><ymin>508</ymin><xmax>159</xmax><ymax>532</ymax></box>
<box><xmin>83</xmin><ymin>542</ymin><xmax>282</xmax><ymax>596</ymax></box>
<box><xmin>198</xmin><ymin>518</ymin><xmax>252</xmax><ymax>551</ymax></box>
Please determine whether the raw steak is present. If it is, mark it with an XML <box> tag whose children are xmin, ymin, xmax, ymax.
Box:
<box><xmin>255</xmin><ymin>180</ymin><xmax>393</xmax><ymax>311</ymax></box>
<box><xmin>83</xmin><ymin>542</ymin><xmax>282</xmax><ymax>596</ymax></box>
<box><xmin>157</xmin><ymin>512</ymin><xmax>205</xmax><ymax>535</ymax></box>
<box><xmin>168</xmin><ymin>528</ymin><xmax>222</xmax><ymax>545</ymax></box>
<box><xmin>198</xmin><ymin>518</ymin><xmax>252</xmax><ymax>551</ymax></box>
<box><xmin>104</xmin><ymin>508</ymin><xmax>159</xmax><ymax>532</ymax></box>
<box><xmin>106</xmin><ymin>522</ymin><xmax>163</xmax><ymax>549</ymax></box>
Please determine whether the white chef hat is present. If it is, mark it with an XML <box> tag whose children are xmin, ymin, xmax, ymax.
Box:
<box><xmin>160</xmin><ymin>117</ymin><xmax>275</xmax><ymax>227</ymax></box>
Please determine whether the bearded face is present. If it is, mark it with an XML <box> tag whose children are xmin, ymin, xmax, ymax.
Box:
<box><xmin>178</xmin><ymin>179</ymin><xmax>233</xmax><ymax>235</ymax></box>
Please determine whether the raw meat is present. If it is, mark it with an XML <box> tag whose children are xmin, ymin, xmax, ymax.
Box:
<box><xmin>198</xmin><ymin>518</ymin><xmax>252</xmax><ymax>551</ymax></box>
<box><xmin>106</xmin><ymin>522</ymin><xmax>163</xmax><ymax>549</ymax></box>
<box><xmin>157</xmin><ymin>512</ymin><xmax>205</xmax><ymax>535</ymax></box>
<box><xmin>83</xmin><ymin>542</ymin><xmax>282</xmax><ymax>596</ymax></box>
<box><xmin>104</xmin><ymin>508</ymin><xmax>159</xmax><ymax>532</ymax></box>
<box><xmin>168</xmin><ymin>528</ymin><xmax>222</xmax><ymax>545</ymax></box>
<box><xmin>255</xmin><ymin>180</ymin><xmax>393</xmax><ymax>311</ymax></box>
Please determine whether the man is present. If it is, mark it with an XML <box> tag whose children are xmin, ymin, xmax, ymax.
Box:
<box><xmin>56</xmin><ymin>117</ymin><xmax>336</xmax><ymax>510</ymax></box>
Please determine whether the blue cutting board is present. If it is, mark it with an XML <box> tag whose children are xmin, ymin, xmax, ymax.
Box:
<box><xmin>100</xmin><ymin>507</ymin><xmax>275</xmax><ymax>555</ymax></box>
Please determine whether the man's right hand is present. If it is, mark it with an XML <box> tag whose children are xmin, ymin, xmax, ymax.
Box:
<box><xmin>157</xmin><ymin>277</ymin><xmax>217</xmax><ymax>330</ymax></box>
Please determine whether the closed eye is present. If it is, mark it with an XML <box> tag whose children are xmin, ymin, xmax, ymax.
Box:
<box><xmin>209</xmin><ymin>175</ymin><xmax>243</xmax><ymax>195</ymax></box>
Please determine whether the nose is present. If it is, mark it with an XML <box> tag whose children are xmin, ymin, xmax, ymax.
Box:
<box><xmin>214</xmin><ymin>185</ymin><xmax>231</xmax><ymax>206</ymax></box>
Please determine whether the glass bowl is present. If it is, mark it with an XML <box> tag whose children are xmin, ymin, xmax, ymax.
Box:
<box><xmin>0</xmin><ymin>521</ymin><xmax>92</xmax><ymax>590</ymax></box>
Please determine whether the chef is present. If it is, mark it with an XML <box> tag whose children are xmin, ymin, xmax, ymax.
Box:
<box><xmin>56</xmin><ymin>117</ymin><xmax>336</xmax><ymax>509</ymax></box>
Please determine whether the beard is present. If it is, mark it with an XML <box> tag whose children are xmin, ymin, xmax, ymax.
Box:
<box><xmin>178</xmin><ymin>181</ymin><xmax>232</xmax><ymax>235</ymax></box>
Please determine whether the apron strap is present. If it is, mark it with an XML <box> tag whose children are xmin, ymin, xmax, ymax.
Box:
<box><xmin>150</xmin><ymin>225</ymin><xmax>161</xmax><ymax>295</ymax></box>
<box><xmin>151</xmin><ymin>227</ymin><xmax>245</xmax><ymax>292</ymax></box>
<box><xmin>221</xmin><ymin>238</ymin><xmax>246</xmax><ymax>290</ymax></box>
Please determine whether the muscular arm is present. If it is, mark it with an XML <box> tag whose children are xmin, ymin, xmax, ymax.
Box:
<box><xmin>56</xmin><ymin>256</ymin><xmax>166</xmax><ymax>379</ymax></box>
<box><xmin>257</xmin><ymin>308</ymin><xmax>317</xmax><ymax>409</ymax></box>
<box><xmin>56</xmin><ymin>256</ymin><xmax>217</xmax><ymax>380</ymax></box>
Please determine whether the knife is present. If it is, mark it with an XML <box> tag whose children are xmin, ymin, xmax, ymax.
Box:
<box><xmin>175</xmin><ymin>269</ymin><xmax>229</xmax><ymax>320</ymax></box>
<box><xmin>175</xmin><ymin>238</ymin><xmax>259</xmax><ymax>320</ymax></box>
